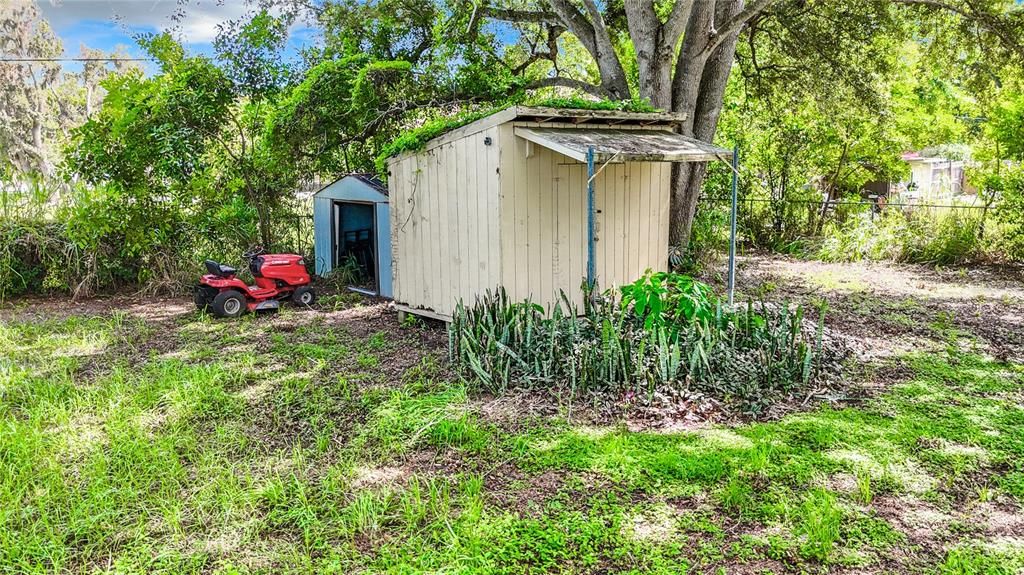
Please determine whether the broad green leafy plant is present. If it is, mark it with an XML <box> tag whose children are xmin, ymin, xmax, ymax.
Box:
<box><xmin>620</xmin><ymin>271</ymin><xmax>732</xmax><ymax>331</ymax></box>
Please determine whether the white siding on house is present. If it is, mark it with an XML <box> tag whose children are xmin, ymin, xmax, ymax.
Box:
<box><xmin>907</xmin><ymin>158</ymin><xmax>971</xmax><ymax>201</ymax></box>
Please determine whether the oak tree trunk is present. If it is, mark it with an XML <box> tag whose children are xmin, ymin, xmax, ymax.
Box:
<box><xmin>497</xmin><ymin>0</ymin><xmax>763</xmax><ymax>248</ymax></box>
<box><xmin>668</xmin><ymin>0</ymin><xmax>744</xmax><ymax>248</ymax></box>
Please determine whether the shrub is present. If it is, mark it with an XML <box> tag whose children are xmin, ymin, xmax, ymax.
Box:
<box><xmin>994</xmin><ymin>166</ymin><xmax>1024</xmax><ymax>261</ymax></box>
<box><xmin>0</xmin><ymin>180</ymin><xmax>310</xmax><ymax>300</ymax></box>
<box><xmin>619</xmin><ymin>271</ymin><xmax>722</xmax><ymax>331</ymax></box>
<box><xmin>0</xmin><ymin>220</ymin><xmax>87</xmax><ymax>299</ymax></box>
<box><xmin>449</xmin><ymin>273</ymin><xmax>836</xmax><ymax>414</ymax></box>
<box><xmin>817</xmin><ymin>208</ymin><xmax>991</xmax><ymax>265</ymax></box>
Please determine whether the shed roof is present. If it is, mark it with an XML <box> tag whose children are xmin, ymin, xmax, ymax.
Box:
<box><xmin>514</xmin><ymin>126</ymin><xmax>730</xmax><ymax>164</ymax></box>
<box><xmin>349</xmin><ymin>173</ymin><xmax>387</xmax><ymax>195</ymax></box>
<box><xmin>314</xmin><ymin>173</ymin><xmax>388</xmax><ymax>198</ymax></box>
<box><xmin>385</xmin><ymin>105</ymin><xmax>693</xmax><ymax>163</ymax></box>
<box><xmin>509</xmin><ymin>106</ymin><xmax>687</xmax><ymax>125</ymax></box>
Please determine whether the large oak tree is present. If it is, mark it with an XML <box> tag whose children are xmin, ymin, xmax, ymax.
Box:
<box><xmin>472</xmin><ymin>0</ymin><xmax>1024</xmax><ymax>246</ymax></box>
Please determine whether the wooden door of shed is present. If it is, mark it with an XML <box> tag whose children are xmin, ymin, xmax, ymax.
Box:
<box><xmin>555</xmin><ymin>161</ymin><xmax>669</xmax><ymax>308</ymax></box>
<box><xmin>553</xmin><ymin>163</ymin><xmax>589</xmax><ymax>310</ymax></box>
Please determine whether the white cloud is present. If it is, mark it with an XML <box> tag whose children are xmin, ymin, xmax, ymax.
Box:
<box><xmin>38</xmin><ymin>0</ymin><xmax>252</xmax><ymax>43</ymax></box>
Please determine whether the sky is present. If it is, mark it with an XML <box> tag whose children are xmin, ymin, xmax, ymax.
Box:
<box><xmin>35</xmin><ymin>0</ymin><xmax>320</xmax><ymax>72</ymax></box>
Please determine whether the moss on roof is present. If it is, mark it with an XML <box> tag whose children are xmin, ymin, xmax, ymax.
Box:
<box><xmin>375</xmin><ymin>97</ymin><xmax>661</xmax><ymax>174</ymax></box>
<box><xmin>375</xmin><ymin>106</ymin><xmax>503</xmax><ymax>174</ymax></box>
<box><xmin>526</xmin><ymin>97</ymin><xmax>658</xmax><ymax>113</ymax></box>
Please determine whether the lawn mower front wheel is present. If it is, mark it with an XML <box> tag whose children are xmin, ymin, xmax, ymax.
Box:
<box><xmin>291</xmin><ymin>286</ymin><xmax>316</xmax><ymax>308</ymax></box>
<box><xmin>211</xmin><ymin>290</ymin><xmax>247</xmax><ymax>318</ymax></box>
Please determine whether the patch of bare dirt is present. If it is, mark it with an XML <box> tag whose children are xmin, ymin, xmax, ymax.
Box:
<box><xmin>346</xmin><ymin>448</ymin><xmax>469</xmax><ymax>490</ymax></box>
<box><xmin>0</xmin><ymin>293</ymin><xmax>192</xmax><ymax>323</ymax></box>
<box><xmin>975</xmin><ymin>501</ymin><xmax>1024</xmax><ymax>538</ymax></box>
<box><xmin>870</xmin><ymin>492</ymin><xmax>1024</xmax><ymax>572</ymax></box>
<box><xmin>484</xmin><ymin>466</ymin><xmax>597</xmax><ymax>515</ymax></box>
<box><xmin>721</xmin><ymin>254</ymin><xmax>1024</xmax><ymax>363</ymax></box>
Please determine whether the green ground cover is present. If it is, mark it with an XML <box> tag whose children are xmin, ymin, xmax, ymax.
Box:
<box><xmin>1</xmin><ymin>285</ymin><xmax>1022</xmax><ymax>574</ymax></box>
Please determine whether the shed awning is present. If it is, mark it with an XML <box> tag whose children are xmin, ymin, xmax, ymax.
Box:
<box><xmin>514</xmin><ymin>126</ymin><xmax>730</xmax><ymax>164</ymax></box>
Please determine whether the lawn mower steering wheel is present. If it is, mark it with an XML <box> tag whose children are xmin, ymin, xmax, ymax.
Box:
<box><xmin>243</xmin><ymin>247</ymin><xmax>266</xmax><ymax>261</ymax></box>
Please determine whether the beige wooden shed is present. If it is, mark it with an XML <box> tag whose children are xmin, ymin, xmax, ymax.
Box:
<box><xmin>386</xmin><ymin>106</ymin><xmax>731</xmax><ymax>321</ymax></box>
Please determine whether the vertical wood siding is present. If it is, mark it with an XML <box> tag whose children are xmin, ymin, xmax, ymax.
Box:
<box><xmin>392</xmin><ymin>120</ymin><xmax>672</xmax><ymax>319</ymax></box>
<box><xmin>498</xmin><ymin>122</ymin><xmax>671</xmax><ymax>312</ymax></box>
<box><xmin>389</xmin><ymin>126</ymin><xmax>501</xmax><ymax>318</ymax></box>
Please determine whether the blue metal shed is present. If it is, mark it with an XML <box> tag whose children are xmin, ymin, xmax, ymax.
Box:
<box><xmin>312</xmin><ymin>174</ymin><xmax>392</xmax><ymax>298</ymax></box>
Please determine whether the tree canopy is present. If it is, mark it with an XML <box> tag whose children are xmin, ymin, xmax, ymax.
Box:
<box><xmin>3</xmin><ymin>0</ymin><xmax>1024</xmax><ymax>261</ymax></box>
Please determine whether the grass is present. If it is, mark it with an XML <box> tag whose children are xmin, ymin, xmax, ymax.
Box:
<box><xmin>1</xmin><ymin>296</ymin><xmax>1022</xmax><ymax>574</ymax></box>
<box><xmin>939</xmin><ymin>543</ymin><xmax>1024</xmax><ymax>575</ymax></box>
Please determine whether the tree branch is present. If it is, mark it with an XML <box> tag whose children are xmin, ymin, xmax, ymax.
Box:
<box><xmin>890</xmin><ymin>0</ymin><xmax>972</xmax><ymax>17</ymax></box>
<box><xmin>544</xmin><ymin>0</ymin><xmax>599</xmax><ymax>57</ymax></box>
<box><xmin>624</xmin><ymin>1</ymin><xmax>659</xmax><ymax>54</ymax></box>
<box><xmin>663</xmin><ymin>0</ymin><xmax>696</xmax><ymax>47</ymax></box>
<box><xmin>512</xmin><ymin>25</ymin><xmax>565</xmax><ymax>74</ymax></box>
<box><xmin>891</xmin><ymin>0</ymin><xmax>1024</xmax><ymax>58</ymax></box>
<box><xmin>480</xmin><ymin>6</ymin><xmax>559</xmax><ymax>24</ymax></box>
<box><xmin>704</xmin><ymin>0</ymin><xmax>776</xmax><ymax>56</ymax></box>
<box><xmin>528</xmin><ymin>76</ymin><xmax>613</xmax><ymax>99</ymax></box>
<box><xmin>581</xmin><ymin>0</ymin><xmax>618</xmax><ymax>58</ymax></box>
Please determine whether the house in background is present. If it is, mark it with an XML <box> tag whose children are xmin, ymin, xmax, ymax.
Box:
<box><xmin>898</xmin><ymin>150</ymin><xmax>977</xmax><ymax>203</ymax></box>
<box><xmin>860</xmin><ymin>148</ymin><xmax>978</xmax><ymax>205</ymax></box>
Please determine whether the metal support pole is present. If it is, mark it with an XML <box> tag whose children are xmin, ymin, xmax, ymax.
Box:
<box><xmin>586</xmin><ymin>146</ymin><xmax>597</xmax><ymax>288</ymax></box>
<box><xmin>727</xmin><ymin>145</ymin><xmax>739</xmax><ymax>307</ymax></box>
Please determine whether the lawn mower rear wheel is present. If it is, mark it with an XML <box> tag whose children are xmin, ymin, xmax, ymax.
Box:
<box><xmin>212</xmin><ymin>290</ymin><xmax>247</xmax><ymax>318</ymax></box>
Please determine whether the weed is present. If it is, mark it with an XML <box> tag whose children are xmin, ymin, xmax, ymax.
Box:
<box><xmin>717</xmin><ymin>474</ymin><xmax>755</xmax><ymax>517</ymax></box>
<box><xmin>319</xmin><ymin>291</ymin><xmax>366</xmax><ymax>310</ymax></box>
<box><xmin>427</xmin><ymin>415</ymin><xmax>489</xmax><ymax>453</ymax></box>
<box><xmin>939</xmin><ymin>543</ymin><xmax>1024</xmax><ymax>575</ymax></box>
<box><xmin>333</xmin><ymin>255</ymin><xmax>366</xmax><ymax>287</ymax></box>
<box><xmin>796</xmin><ymin>488</ymin><xmax>842</xmax><ymax>561</ymax></box>
<box><xmin>366</xmin><ymin>331</ymin><xmax>387</xmax><ymax>350</ymax></box>
<box><xmin>401</xmin><ymin>313</ymin><xmax>424</xmax><ymax>328</ymax></box>
<box><xmin>354</xmin><ymin>384</ymin><xmax>488</xmax><ymax>459</ymax></box>
<box><xmin>843</xmin><ymin>513</ymin><xmax>905</xmax><ymax>551</ymax></box>
<box><xmin>346</xmin><ymin>488</ymin><xmax>391</xmax><ymax>536</ymax></box>
<box><xmin>856</xmin><ymin>472</ymin><xmax>873</xmax><ymax>505</ymax></box>
<box><xmin>357</xmin><ymin>351</ymin><xmax>379</xmax><ymax>368</ymax></box>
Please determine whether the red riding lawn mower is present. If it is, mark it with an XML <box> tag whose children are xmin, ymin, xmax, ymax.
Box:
<box><xmin>194</xmin><ymin>248</ymin><xmax>316</xmax><ymax>318</ymax></box>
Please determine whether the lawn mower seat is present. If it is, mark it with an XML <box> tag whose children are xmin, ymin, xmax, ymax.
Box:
<box><xmin>204</xmin><ymin>260</ymin><xmax>237</xmax><ymax>278</ymax></box>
